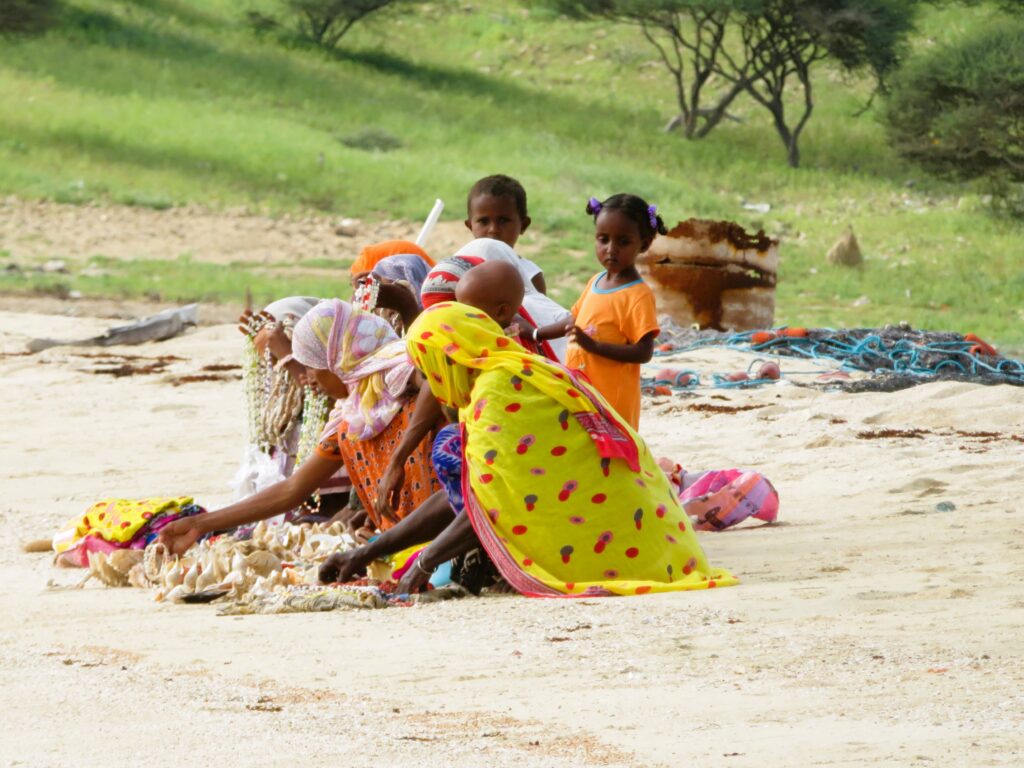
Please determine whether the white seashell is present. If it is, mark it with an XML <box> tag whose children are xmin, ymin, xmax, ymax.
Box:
<box><xmin>128</xmin><ymin>563</ymin><xmax>151</xmax><ymax>589</ymax></box>
<box><xmin>183</xmin><ymin>562</ymin><xmax>201</xmax><ymax>590</ymax></box>
<box><xmin>231</xmin><ymin>552</ymin><xmax>247</xmax><ymax>574</ymax></box>
<box><xmin>86</xmin><ymin>552</ymin><xmax>123</xmax><ymax>587</ymax></box>
<box><xmin>244</xmin><ymin>551</ymin><xmax>281</xmax><ymax>577</ymax></box>
<box><xmin>195</xmin><ymin>567</ymin><xmax>218</xmax><ymax>592</ymax></box>
<box><xmin>252</xmin><ymin>520</ymin><xmax>267</xmax><ymax>541</ymax></box>
<box><xmin>144</xmin><ymin>543</ymin><xmax>169</xmax><ymax>582</ymax></box>
<box><xmin>164</xmin><ymin>558</ymin><xmax>184</xmax><ymax>588</ymax></box>
<box><xmin>108</xmin><ymin>549</ymin><xmax>144</xmax><ymax>573</ymax></box>
<box><xmin>165</xmin><ymin>584</ymin><xmax>188</xmax><ymax>602</ymax></box>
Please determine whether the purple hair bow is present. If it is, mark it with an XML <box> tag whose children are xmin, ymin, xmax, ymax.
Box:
<box><xmin>648</xmin><ymin>204</ymin><xmax>658</xmax><ymax>229</ymax></box>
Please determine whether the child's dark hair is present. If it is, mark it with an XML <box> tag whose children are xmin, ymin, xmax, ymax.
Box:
<box><xmin>585</xmin><ymin>193</ymin><xmax>668</xmax><ymax>240</ymax></box>
<box><xmin>468</xmin><ymin>174</ymin><xmax>529</xmax><ymax>220</ymax></box>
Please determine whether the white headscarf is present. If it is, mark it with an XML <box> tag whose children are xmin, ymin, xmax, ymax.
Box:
<box><xmin>263</xmin><ymin>296</ymin><xmax>320</xmax><ymax>322</ymax></box>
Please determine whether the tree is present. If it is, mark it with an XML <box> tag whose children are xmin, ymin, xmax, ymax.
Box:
<box><xmin>0</xmin><ymin>0</ymin><xmax>59</xmax><ymax>37</ymax></box>
<box><xmin>545</xmin><ymin>1</ymin><xmax>759</xmax><ymax>139</ymax></box>
<box><xmin>283</xmin><ymin>0</ymin><xmax>407</xmax><ymax>49</ymax></box>
<box><xmin>735</xmin><ymin>0</ymin><xmax>918</xmax><ymax>168</ymax></box>
<box><xmin>545</xmin><ymin>1</ymin><xmax>918</xmax><ymax>165</ymax></box>
<box><xmin>883</xmin><ymin>18</ymin><xmax>1024</xmax><ymax>214</ymax></box>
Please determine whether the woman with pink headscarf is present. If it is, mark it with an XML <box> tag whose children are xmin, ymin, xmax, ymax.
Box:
<box><xmin>158</xmin><ymin>300</ymin><xmax>440</xmax><ymax>556</ymax></box>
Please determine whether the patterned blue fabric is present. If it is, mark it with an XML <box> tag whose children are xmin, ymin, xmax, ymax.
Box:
<box><xmin>431</xmin><ymin>423</ymin><xmax>464</xmax><ymax>514</ymax></box>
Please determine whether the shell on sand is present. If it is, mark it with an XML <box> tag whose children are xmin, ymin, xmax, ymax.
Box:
<box><xmin>81</xmin><ymin>522</ymin><xmax>352</xmax><ymax>604</ymax></box>
<box><xmin>85</xmin><ymin>549</ymin><xmax>144</xmax><ymax>587</ymax></box>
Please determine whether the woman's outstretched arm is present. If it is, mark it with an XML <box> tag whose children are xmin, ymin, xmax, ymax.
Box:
<box><xmin>158</xmin><ymin>452</ymin><xmax>343</xmax><ymax>555</ymax></box>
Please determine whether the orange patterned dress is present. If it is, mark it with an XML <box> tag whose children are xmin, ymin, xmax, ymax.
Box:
<box><xmin>316</xmin><ymin>398</ymin><xmax>440</xmax><ymax>529</ymax></box>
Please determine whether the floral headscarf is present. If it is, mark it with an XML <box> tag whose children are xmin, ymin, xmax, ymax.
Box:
<box><xmin>371</xmin><ymin>254</ymin><xmax>432</xmax><ymax>310</ymax></box>
<box><xmin>293</xmin><ymin>299</ymin><xmax>415</xmax><ymax>441</ymax></box>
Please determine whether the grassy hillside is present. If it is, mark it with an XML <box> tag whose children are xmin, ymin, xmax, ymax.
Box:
<box><xmin>1</xmin><ymin>0</ymin><xmax>1021</xmax><ymax>346</ymax></box>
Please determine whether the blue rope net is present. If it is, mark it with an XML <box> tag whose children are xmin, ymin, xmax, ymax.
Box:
<box><xmin>647</xmin><ymin>325</ymin><xmax>1024</xmax><ymax>392</ymax></box>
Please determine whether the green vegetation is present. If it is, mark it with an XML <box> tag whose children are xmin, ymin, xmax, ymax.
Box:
<box><xmin>0</xmin><ymin>0</ymin><xmax>1022</xmax><ymax>345</ymax></box>
<box><xmin>0</xmin><ymin>255</ymin><xmax>349</xmax><ymax>309</ymax></box>
<box><xmin>884</xmin><ymin>16</ymin><xmax>1024</xmax><ymax>217</ymax></box>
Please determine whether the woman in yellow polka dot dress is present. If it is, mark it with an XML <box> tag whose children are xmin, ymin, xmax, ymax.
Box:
<box><xmin>406</xmin><ymin>302</ymin><xmax>736</xmax><ymax>597</ymax></box>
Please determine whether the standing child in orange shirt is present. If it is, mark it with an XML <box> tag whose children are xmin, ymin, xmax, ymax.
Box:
<box><xmin>536</xmin><ymin>193</ymin><xmax>666</xmax><ymax>430</ymax></box>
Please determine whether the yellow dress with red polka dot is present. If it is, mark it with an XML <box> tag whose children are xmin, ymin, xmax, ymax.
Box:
<box><xmin>407</xmin><ymin>302</ymin><xmax>737</xmax><ymax>597</ymax></box>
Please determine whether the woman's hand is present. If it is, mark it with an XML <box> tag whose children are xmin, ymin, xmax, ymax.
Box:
<box><xmin>157</xmin><ymin>517</ymin><xmax>204</xmax><ymax>557</ymax></box>
<box><xmin>253</xmin><ymin>322</ymin><xmax>291</xmax><ymax>361</ymax></box>
<box><xmin>318</xmin><ymin>548</ymin><xmax>372</xmax><ymax>584</ymax></box>
<box><xmin>376</xmin><ymin>461</ymin><xmax>406</xmax><ymax>526</ymax></box>
<box><xmin>239</xmin><ymin>309</ymin><xmax>276</xmax><ymax>337</ymax></box>
<box><xmin>237</xmin><ymin>309</ymin><xmax>255</xmax><ymax>336</ymax></box>
<box><xmin>504</xmin><ymin>322</ymin><xmax>522</xmax><ymax>338</ymax></box>
<box><xmin>327</xmin><ymin>505</ymin><xmax>370</xmax><ymax>537</ymax></box>
<box><xmin>395</xmin><ymin>555</ymin><xmax>433</xmax><ymax>594</ymax></box>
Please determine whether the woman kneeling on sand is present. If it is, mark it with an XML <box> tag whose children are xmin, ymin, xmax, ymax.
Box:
<box><xmin>159</xmin><ymin>300</ymin><xmax>440</xmax><ymax>556</ymax></box>
<box><xmin>326</xmin><ymin>301</ymin><xmax>736</xmax><ymax>597</ymax></box>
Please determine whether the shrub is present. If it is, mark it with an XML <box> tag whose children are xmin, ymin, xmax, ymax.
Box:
<box><xmin>0</xmin><ymin>0</ymin><xmax>59</xmax><ymax>36</ymax></box>
<box><xmin>884</xmin><ymin>19</ymin><xmax>1024</xmax><ymax>212</ymax></box>
<box><xmin>282</xmin><ymin>0</ymin><xmax>406</xmax><ymax>48</ymax></box>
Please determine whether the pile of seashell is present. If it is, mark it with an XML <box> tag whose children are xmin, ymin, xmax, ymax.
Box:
<box><xmin>79</xmin><ymin>520</ymin><xmax>356</xmax><ymax>603</ymax></box>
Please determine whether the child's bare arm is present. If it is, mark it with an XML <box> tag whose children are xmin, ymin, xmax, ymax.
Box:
<box><xmin>531</xmin><ymin>273</ymin><xmax>548</xmax><ymax>295</ymax></box>
<box><xmin>535</xmin><ymin>316</ymin><xmax>574</xmax><ymax>341</ymax></box>
<box><xmin>569</xmin><ymin>327</ymin><xmax>657</xmax><ymax>364</ymax></box>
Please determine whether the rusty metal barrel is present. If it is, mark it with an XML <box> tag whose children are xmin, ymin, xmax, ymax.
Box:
<box><xmin>638</xmin><ymin>218</ymin><xmax>778</xmax><ymax>331</ymax></box>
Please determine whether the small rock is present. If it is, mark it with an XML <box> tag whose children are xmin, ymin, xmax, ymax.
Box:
<box><xmin>935</xmin><ymin>501</ymin><xmax>956</xmax><ymax>513</ymax></box>
<box><xmin>41</xmin><ymin>259</ymin><xmax>69</xmax><ymax>274</ymax></box>
<box><xmin>852</xmin><ymin>295</ymin><xmax>871</xmax><ymax>307</ymax></box>
<box><xmin>827</xmin><ymin>228</ymin><xmax>863</xmax><ymax>266</ymax></box>
<box><xmin>334</xmin><ymin>218</ymin><xmax>359</xmax><ymax>237</ymax></box>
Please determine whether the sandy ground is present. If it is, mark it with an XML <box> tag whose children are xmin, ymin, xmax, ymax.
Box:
<box><xmin>2</xmin><ymin>308</ymin><xmax>1023</xmax><ymax>768</ymax></box>
<box><xmin>0</xmin><ymin>197</ymin><xmax>547</xmax><ymax>266</ymax></box>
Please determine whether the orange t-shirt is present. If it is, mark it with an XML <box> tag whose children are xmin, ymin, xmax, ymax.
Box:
<box><xmin>567</xmin><ymin>272</ymin><xmax>659</xmax><ymax>430</ymax></box>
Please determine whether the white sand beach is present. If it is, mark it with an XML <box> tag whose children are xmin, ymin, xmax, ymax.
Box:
<box><xmin>2</xmin><ymin>307</ymin><xmax>1022</xmax><ymax>767</ymax></box>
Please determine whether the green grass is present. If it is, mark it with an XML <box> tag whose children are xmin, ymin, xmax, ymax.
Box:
<box><xmin>1</xmin><ymin>0</ymin><xmax>1022</xmax><ymax>346</ymax></box>
<box><xmin>0</xmin><ymin>255</ymin><xmax>351</xmax><ymax>309</ymax></box>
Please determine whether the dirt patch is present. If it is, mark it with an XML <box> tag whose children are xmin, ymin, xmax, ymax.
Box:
<box><xmin>0</xmin><ymin>198</ymin><xmax>545</xmax><ymax>266</ymax></box>
<box><xmin>857</xmin><ymin>427</ymin><xmax>1024</xmax><ymax>445</ymax></box>
<box><xmin>201</xmin><ymin>363</ymin><xmax>241</xmax><ymax>372</ymax></box>
<box><xmin>88</xmin><ymin>359</ymin><xmax>178</xmax><ymax>377</ymax></box>
<box><xmin>856</xmin><ymin>428</ymin><xmax>930</xmax><ymax>440</ymax></box>
<box><xmin>688</xmin><ymin>403</ymin><xmax>767</xmax><ymax>415</ymax></box>
<box><xmin>72</xmin><ymin>352</ymin><xmax>185</xmax><ymax>362</ymax></box>
<box><xmin>169</xmin><ymin>373</ymin><xmax>241</xmax><ymax>386</ymax></box>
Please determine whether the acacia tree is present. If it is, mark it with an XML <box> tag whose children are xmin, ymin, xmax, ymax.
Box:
<box><xmin>547</xmin><ymin>1</ymin><xmax>760</xmax><ymax>139</ymax></box>
<box><xmin>546</xmin><ymin>0</ymin><xmax>918</xmax><ymax>165</ymax></box>
<box><xmin>735</xmin><ymin>0</ymin><xmax>917</xmax><ymax>167</ymax></box>
<box><xmin>284</xmin><ymin>0</ymin><xmax>409</xmax><ymax>48</ymax></box>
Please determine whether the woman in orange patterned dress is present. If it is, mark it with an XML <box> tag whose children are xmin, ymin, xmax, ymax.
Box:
<box><xmin>159</xmin><ymin>300</ymin><xmax>440</xmax><ymax>556</ymax></box>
